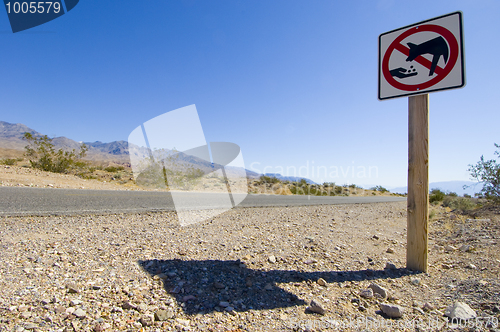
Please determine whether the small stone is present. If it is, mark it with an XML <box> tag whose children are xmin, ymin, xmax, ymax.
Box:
<box><xmin>66</xmin><ymin>282</ymin><xmax>79</xmax><ymax>293</ymax></box>
<box><xmin>66</xmin><ymin>307</ymin><xmax>75</xmax><ymax>315</ymax></box>
<box><xmin>264</xmin><ymin>283</ymin><xmax>273</xmax><ymax>291</ymax></box>
<box><xmin>92</xmin><ymin>285</ymin><xmax>102</xmax><ymax>290</ymax></box>
<box><xmin>225</xmin><ymin>306</ymin><xmax>235</xmax><ymax>312</ymax></box>
<box><xmin>386</xmin><ymin>248</ymin><xmax>395</xmax><ymax>253</ymax></box>
<box><xmin>410</xmin><ymin>278</ymin><xmax>420</xmax><ymax>285</ymax></box>
<box><xmin>73</xmin><ymin>308</ymin><xmax>86</xmax><ymax>318</ymax></box>
<box><xmin>219</xmin><ymin>301</ymin><xmax>230</xmax><ymax>308</ymax></box>
<box><xmin>214</xmin><ymin>282</ymin><xmax>225</xmax><ymax>289</ymax></box>
<box><xmin>176</xmin><ymin>318</ymin><xmax>190</xmax><ymax>327</ymax></box>
<box><xmin>20</xmin><ymin>311</ymin><xmax>32</xmax><ymax>319</ymax></box>
<box><xmin>155</xmin><ymin>309</ymin><xmax>174</xmax><ymax>321</ymax></box>
<box><xmin>372</xmin><ymin>235</ymin><xmax>380</xmax><ymax>240</ymax></box>
<box><xmin>385</xmin><ymin>262</ymin><xmax>397</xmax><ymax>270</ymax></box>
<box><xmin>268</xmin><ymin>255</ymin><xmax>276</xmax><ymax>264</ymax></box>
<box><xmin>466</xmin><ymin>263</ymin><xmax>477</xmax><ymax>269</ymax></box>
<box><xmin>380</xmin><ymin>303</ymin><xmax>404</xmax><ymax>318</ymax></box>
<box><xmin>122</xmin><ymin>301</ymin><xmax>137</xmax><ymax>310</ymax></box>
<box><xmin>460</xmin><ymin>245</ymin><xmax>474</xmax><ymax>252</ymax></box>
<box><xmin>25</xmin><ymin>324</ymin><xmax>37</xmax><ymax>330</ymax></box>
<box><xmin>70</xmin><ymin>299</ymin><xmax>83</xmax><ymax>306</ymax></box>
<box><xmin>369</xmin><ymin>283</ymin><xmax>389</xmax><ymax>299</ymax></box>
<box><xmin>444</xmin><ymin>302</ymin><xmax>477</xmax><ymax>321</ymax></box>
<box><xmin>423</xmin><ymin>302</ymin><xmax>435</xmax><ymax>312</ymax></box>
<box><xmin>360</xmin><ymin>288</ymin><xmax>374</xmax><ymax>299</ymax></box>
<box><xmin>317</xmin><ymin>278</ymin><xmax>327</xmax><ymax>287</ymax></box>
<box><xmin>307</xmin><ymin>299</ymin><xmax>326</xmax><ymax>315</ymax></box>
<box><xmin>304</xmin><ymin>258</ymin><xmax>318</xmax><ymax>264</ymax></box>
<box><xmin>140</xmin><ymin>314</ymin><xmax>155</xmax><ymax>327</ymax></box>
<box><xmin>445</xmin><ymin>245</ymin><xmax>457</xmax><ymax>252</ymax></box>
<box><xmin>477</xmin><ymin>280</ymin><xmax>488</xmax><ymax>286</ymax></box>
<box><xmin>441</xmin><ymin>263</ymin><xmax>453</xmax><ymax>269</ymax></box>
<box><xmin>182</xmin><ymin>295</ymin><xmax>196</xmax><ymax>302</ymax></box>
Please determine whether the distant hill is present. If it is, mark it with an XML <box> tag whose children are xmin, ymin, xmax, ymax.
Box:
<box><xmin>0</xmin><ymin>120</ymin><xmax>260</xmax><ymax>178</ymax></box>
<box><xmin>390</xmin><ymin>181</ymin><xmax>483</xmax><ymax>196</ymax></box>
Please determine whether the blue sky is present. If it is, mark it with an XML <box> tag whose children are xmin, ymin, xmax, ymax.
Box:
<box><xmin>1</xmin><ymin>0</ymin><xmax>499</xmax><ymax>187</ymax></box>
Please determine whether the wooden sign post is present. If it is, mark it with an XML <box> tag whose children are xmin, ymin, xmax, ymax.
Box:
<box><xmin>379</xmin><ymin>12</ymin><xmax>465</xmax><ymax>272</ymax></box>
<box><xmin>407</xmin><ymin>94</ymin><xmax>429</xmax><ymax>272</ymax></box>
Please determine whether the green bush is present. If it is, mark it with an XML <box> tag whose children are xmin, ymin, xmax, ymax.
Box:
<box><xmin>447</xmin><ymin>191</ymin><xmax>458</xmax><ymax>197</ymax></box>
<box><xmin>23</xmin><ymin>133</ymin><xmax>87</xmax><ymax>173</ymax></box>
<box><xmin>467</xmin><ymin>143</ymin><xmax>500</xmax><ymax>201</ymax></box>
<box><xmin>1</xmin><ymin>158</ymin><xmax>17</xmax><ymax>165</ymax></box>
<box><xmin>442</xmin><ymin>197</ymin><xmax>476</xmax><ymax>212</ymax></box>
<box><xmin>370</xmin><ymin>185</ymin><xmax>388</xmax><ymax>193</ymax></box>
<box><xmin>429</xmin><ymin>188</ymin><xmax>445</xmax><ymax>203</ymax></box>
<box><xmin>104</xmin><ymin>165</ymin><xmax>125</xmax><ymax>173</ymax></box>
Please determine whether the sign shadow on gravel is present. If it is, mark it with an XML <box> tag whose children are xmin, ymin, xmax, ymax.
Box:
<box><xmin>138</xmin><ymin>258</ymin><xmax>414</xmax><ymax>315</ymax></box>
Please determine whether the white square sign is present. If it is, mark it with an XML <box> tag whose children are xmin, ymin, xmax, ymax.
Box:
<box><xmin>378</xmin><ymin>11</ymin><xmax>465</xmax><ymax>100</ymax></box>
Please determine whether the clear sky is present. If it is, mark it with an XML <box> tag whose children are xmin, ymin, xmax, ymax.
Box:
<box><xmin>1</xmin><ymin>0</ymin><xmax>499</xmax><ymax>187</ymax></box>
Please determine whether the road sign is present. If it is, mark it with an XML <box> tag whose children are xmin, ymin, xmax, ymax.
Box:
<box><xmin>379</xmin><ymin>11</ymin><xmax>465</xmax><ymax>100</ymax></box>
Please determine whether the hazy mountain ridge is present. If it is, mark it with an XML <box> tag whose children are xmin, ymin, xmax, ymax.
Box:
<box><xmin>0</xmin><ymin>121</ymin><xmax>260</xmax><ymax>178</ymax></box>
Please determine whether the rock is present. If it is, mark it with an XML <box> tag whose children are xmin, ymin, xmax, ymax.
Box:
<box><xmin>70</xmin><ymin>299</ymin><xmax>83</xmax><ymax>306</ymax></box>
<box><xmin>213</xmin><ymin>282</ymin><xmax>225</xmax><ymax>289</ymax></box>
<box><xmin>372</xmin><ymin>235</ymin><xmax>380</xmax><ymax>240</ymax></box>
<box><xmin>219</xmin><ymin>301</ymin><xmax>230</xmax><ymax>308</ymax></box>
<box><xmin>441</xmin><ymin>263</ymin><xmax>453</xmax><ymax>269</ymax></box>
<box><xmin>386</xmin><ymin>248</ymin><xmax>395</xmax><ymax>253</ymax></box>
<box><xmin>423</xmin><ymin>302</ymin><xmax>435</xmax><ymax>312</ymax></box>
<box><xmin>225</xmin><ymin>306</ymin><xmax>235</xmax><ymax>312</ymax></box>
<box><xmin>25</xmin><ymin>324</ymin><xmax>37</xmax><ymax>330</ymax></box>
<box><xmin>460</xmin><ymin>244</ymin><xmax>473</xmax><ymax>252</ymax></box>
<box><xmin>380</xmin><ymin>303</ymin><xmax>404</xmax><ymax>318</ymax></box>
<box><xmin>66</xmin><ymin>282</ymin><xmax>80</xmax><ymax>293</ymax></box>
<box><xmin>264</xmin><ymin>283</ymin><xmax>273</xmax><ymax>291</ymax></box>
<box><xmin>20</xmin><ymin>311</ymin><xmax>32</xmax><ymax>319</ymax></box>
<box><xmin>360</xmin><ymin>288</ymin><xmax>374</xmax><ymax>299</ymax></box>
<box><xmin>444</xmin><ymin>302</ymin><xmax>477</xmax><ymax>321</ymax></box>
<box><xmin>155</xmin><ymin>309</ymin><xmax>174</xmax><ymax>321</ymax></box>
<box><xmin>369</xmin><ymin>283</ymin><xmax>389</xmax><ymax>299</ymax></box>
<box><xmin>73</xmin><ymin>308</ymin><xmax>86</xmax><ymax>318</ymax></box>
<box><xmin>445</xmin><ymin>245</ymin><xmax>457</xmax><ymax>252</ymax></box>
<box><xmin>385</xmin><ymin>262</ymin><xmax>397</xmax><ymax>270</ymax></box>
<box><xmin>268</xmin><ymin>255</ymin><xmax>276</xmax><ymax>263</ymax></box>
<box><xmin>307</xmin><ymin>299</ymin><xmax>326</xmax><ymax>315</ymax></box>
<box><xmin>122</xmin><ymin>301</ymin><xmax>138</xmax><ymax>310</ymax></box>
<box><xmin>140</xmin><ymin>314</ymin><xmax>155</xmax><ymax>327</ymax></box>
<box><xmin>410</xmin><ymin>278</ymin><xmax>421</xmax><ymax>285</ymax></box>
<box><xmin>317</xmin><ymin>278</ymin><xmax>327</xmax><ymax>287</ymax></box>
<box><xmin>466</xmin><ymin>263</ymin><xmax>477</xmax><ymax>269</ymax></box>
<box><xmin>182</xmin><ymin>295</ymin><xmax>196</xmax><ymax>302</ymax></box>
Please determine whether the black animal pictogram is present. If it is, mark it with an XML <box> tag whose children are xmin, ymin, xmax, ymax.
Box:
<box><xmin>406</xmin><ymin>36</ymin><xmax>449</xmax><ymax>76</ymax></box>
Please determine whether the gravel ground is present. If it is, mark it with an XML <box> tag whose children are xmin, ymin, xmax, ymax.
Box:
<box><xmin>0</xmin><ymin>201</ymin><xmax>499</xmax><ymax>332</ymax></box>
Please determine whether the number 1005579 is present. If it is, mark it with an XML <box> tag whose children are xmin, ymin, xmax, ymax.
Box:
<box><xmin>5</xmin><ymin>2</ymin><xmax>62</xmax><ymax>14</ymax></box>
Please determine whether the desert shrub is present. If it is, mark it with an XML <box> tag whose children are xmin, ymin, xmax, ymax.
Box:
<box><xmin>429</xmin><ymin>188</ymin><xmax>445</xmax><ymax>203</ymax></box>
<box><xmin>1</xmin><ymin>158</ymin><xmax>17</xmax><ymax>165</ymax></box>
<box><xmin>105</xmin><ymin>165</ymin><xmax>125</xmax><ymax>173</ymax></box>
<box><xmin>371</xmin><ymin>185</ymin><xmax>388</xmax><ymax>193</ymax></box>
<box><xmin>442</xmin><ymin>197</ymin><xmax>476</xmax><ymax>211</ymax></box>
<box><xmin>23</xmin><ymin>133</ymin><xmax>87</xmax><ymax>173</ymax></box>
<box><xmin>259</xmin><ymin>175</ymin><xmax>280</xmax><ymax>184</ymax></box>
<box><xmin>467</xmin><ymin>143</ymin><xmax>500</xmax><ymax>201</ymax></box>
<box><xmin>447</xmin><ymin>191</ymin><xmax>458</xmax><ymax>197</ymax></box>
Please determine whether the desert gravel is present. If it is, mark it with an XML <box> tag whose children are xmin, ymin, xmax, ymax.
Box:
<box><xmin>0</xmin><ymin>201</ymin><xmax>499</xmax><ymax>331</ymax></box>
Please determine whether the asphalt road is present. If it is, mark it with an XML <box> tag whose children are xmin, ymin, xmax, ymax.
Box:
<box><xmin>0</xmin><ymin>187</ymin><xmax>406</xmax><ymax>217</ymax></box>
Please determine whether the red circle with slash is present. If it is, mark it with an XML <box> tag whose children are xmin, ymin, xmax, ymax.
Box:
<box><xmin>382</xmin><ymin>24</ymin><xmax>459</xmax><ymax>91</ymax></box>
